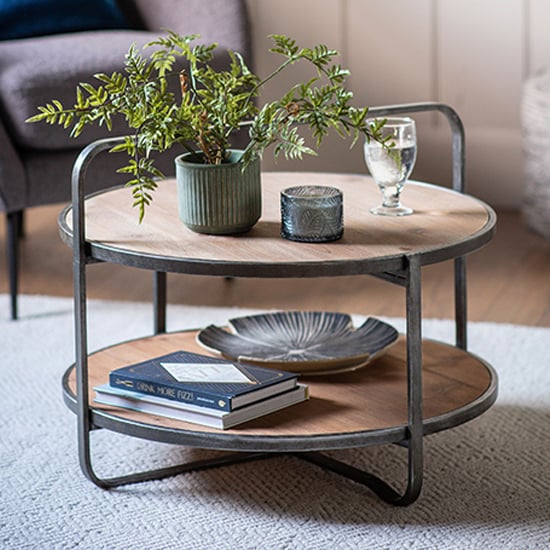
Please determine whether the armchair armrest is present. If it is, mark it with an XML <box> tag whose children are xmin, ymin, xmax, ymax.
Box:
<box><xmin>0</xmin><ymin>118</ymin><xmax>25</xmax><ymax>212</ymax></box>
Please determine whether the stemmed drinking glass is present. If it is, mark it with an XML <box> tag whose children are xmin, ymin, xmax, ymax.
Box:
<box><xmin>363</xmin><ymin>117</ymin><xmax>417</xmax><ymax>216</ymax></box>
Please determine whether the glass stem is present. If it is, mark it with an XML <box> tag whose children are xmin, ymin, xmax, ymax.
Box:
<box><xmin>380</xmin><ymin>185</ymin><xmax>401</xmax><ymax>208</ymax></box>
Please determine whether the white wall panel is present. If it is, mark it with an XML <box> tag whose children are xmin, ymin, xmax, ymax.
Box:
<box><xmin>347</xmin><ymin>0</ymin><xmax>433</xmax><ymax>106</ymax></box>
<box><xmin>436</xmin><ymin>0</ymin><xmax>524</xmax><ymax>205</ymax></box>
<box><xmin>244</xmin><ymin>0</ymin><xmax>532</xmax><ymax>206</ymax></box>
<box><xmin>245</xmin><ymin>0</ymin><xmax>349</xmax><ymax>173</ymax></box>
<box><xmin>348</xmin><ymin>1</ymin><xmax>442</xmax><ymax>191</ymax></box>
<box><xmin>437</xmin><ymin>0</ymin><xmax>523</xmax><ymax>129</ymax></box>
<box><xmin>528</xmin><ymin>0</ymin><xmax>550</xmax><ymax>75</ymax></box>
<box><xmin>246</xmin><ymin>0</ymin><xmax>343</xmax><ymax>100</ymax></box>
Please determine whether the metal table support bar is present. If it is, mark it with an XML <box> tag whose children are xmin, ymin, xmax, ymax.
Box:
<box><xmin>368</xmin><ymin>102</ymin><xmax>467</xmax><ymax>350</ymax></box>
<box><xmin>69</xmin><ymin>101</ymin><xmax>466</xmax><ymax>504</ymax></box>
<box><xmin>291</xmin><ymin>253</ymin><xmax>424</xmax><ymax>506</ymax></box>
<box><xmin>70</xmin><ymin>139</ymin><xmax>277</xmax><ymax>487</ymax></box>
<box><xmin>154</xmin><ymin>271</ymin><xmax>167</xmax><ymax>334</ymax></box>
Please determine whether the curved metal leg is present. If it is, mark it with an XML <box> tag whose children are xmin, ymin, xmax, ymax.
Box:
<box><xmin>401</xmin><ymin>253</ymin><xmax>424</xmax><ymax>504</ymax></box>
<box><xmin>68</xmin><ymin>139</ymin><xmax>276</xmax><ymax>489</ymax></box>
<box><xmin>68</xmin><ymin>109</ymin><xmax>459</xmax><ymax>503</ymax></box>
<box><xmin>369</xmin><ymin>102</ymin><xmax>468</xmax><ymax>352</ymax></box>
<box><xmin>293</xmin><ymin>254</ymin><xmax>424</xmax><ymax>506</ymax></box>
<box><xmin>293</xmin><ymin>451</ymin><xmax>416</xmax><ymax>505</ymax></box>
<box><xmin>79</xmin><ymin>435</ymin><xmax>271</xmax><ymax>489</ymax></box>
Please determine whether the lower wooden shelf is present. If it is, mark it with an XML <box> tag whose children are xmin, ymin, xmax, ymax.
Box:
<box><xmin>62</xmin><ymin>331</ymin><xmax>497</xmax><ymax>452</ymax></box>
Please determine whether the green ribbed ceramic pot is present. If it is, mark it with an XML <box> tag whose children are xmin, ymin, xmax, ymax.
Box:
<box><xmin>175</xmin><ymin>150</ymin><xmax>262</xmax><ymax>234</ymax></box>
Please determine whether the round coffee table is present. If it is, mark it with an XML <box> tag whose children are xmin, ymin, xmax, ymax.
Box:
<box><xmin>59</xmin><ymin>160</ymin><xmax>497</xmax><ymax>506</ymax></box>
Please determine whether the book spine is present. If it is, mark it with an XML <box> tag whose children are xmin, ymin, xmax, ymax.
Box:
<box><xmin>109</xmin><ymin>374</ymin><xmax>231</xmax><ymax>411</ymax></box>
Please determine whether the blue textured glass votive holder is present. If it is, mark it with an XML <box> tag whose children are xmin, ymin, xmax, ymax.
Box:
<box><xmin>280</xmin><ymin>185</ymin><xmax>343</xmax><ymax>242</ymax></box>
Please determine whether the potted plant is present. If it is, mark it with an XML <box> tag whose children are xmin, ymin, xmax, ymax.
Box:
<box><xmin>28</xmin><ymin>31</ymin><xmax>388</xmax><ymax>233</ymax></box>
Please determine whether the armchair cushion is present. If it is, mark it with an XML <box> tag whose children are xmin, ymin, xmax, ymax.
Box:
<box><xmin>0</xmin><ymin>30</ymin><xmax>155</xmax><ymax>149</ymax></box>
<box><xmin>0</xmin><ymin>0</ymin><xmax>251</xmax><ymax>152</ymax></box>
<box><xmin>0</xmin><ymin>0</ymin><xmax>131</xmax><ymax>41</ymax></box>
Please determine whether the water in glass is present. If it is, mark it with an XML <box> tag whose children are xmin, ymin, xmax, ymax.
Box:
<box><xmin>364</xmin><ymin>117</ymin><xmax>417</xmax><ymax>216</ymax></box>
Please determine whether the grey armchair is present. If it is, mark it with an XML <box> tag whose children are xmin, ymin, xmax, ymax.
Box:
<box><xmin>0</xmin><ymin>0</ymin><xmax>251</xmax><ymax>319</ymax></box>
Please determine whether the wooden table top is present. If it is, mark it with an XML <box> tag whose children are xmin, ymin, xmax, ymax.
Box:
<box><xmin>61</xmin><ymin>172</ymin><xmax>496</xmax><ymax>276</ymax></box>
<box><xmin>65</xmin><ymin>329</ymin><xmax>496</xmax><ymax>445</ymax></box>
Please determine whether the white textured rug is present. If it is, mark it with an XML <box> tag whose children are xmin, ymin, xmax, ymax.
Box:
<box><xmin>1</xmin><ymin>295</ymin><xmax>549</xmax><ymax>550</ymax></box>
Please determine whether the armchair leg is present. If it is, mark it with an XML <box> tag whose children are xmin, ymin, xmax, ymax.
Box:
<box><xmin>17</xmin><ymin>210</ymin><xmax>24</xmax><ymax>238</ymax></box>
<box><xmin>6</xmin><ymin>210</ymin><xmax>22</xmax><ymax>320</ymax></box>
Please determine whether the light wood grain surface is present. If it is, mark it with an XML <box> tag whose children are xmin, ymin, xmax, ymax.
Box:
<box><xmin>63</xmin><ymin>173</ymin><xmax>492</xmax><ymax>269</ymax></box>
<box><xmin>1</xmin><ymin>191</ymin><xmax>548</xmax><ymax>326</ymax></box>
<box><xmin>66</xmin><ymin>330</ymin><xmax>492</xmax><ymax>438</ymax></box>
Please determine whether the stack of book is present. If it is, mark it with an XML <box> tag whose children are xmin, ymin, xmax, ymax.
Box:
<box><xmin>94</xmin><ymin>349</ymin><xmax>308</xmax><ymax>429</ymax></box>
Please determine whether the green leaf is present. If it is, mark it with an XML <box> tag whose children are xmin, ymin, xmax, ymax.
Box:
<box><xmin>26</xmin><ymin>28</ymin><xmax>388</xmax><ymax>223</ymax></box>
<box><xmin>269</xmin><ymin>34</ymin><xmax>300</xmax><ymax>57</ymax></box>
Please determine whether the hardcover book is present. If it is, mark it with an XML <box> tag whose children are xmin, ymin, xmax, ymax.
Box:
<box><xmin>108</xmin><ymin>349</ymin><xmax>298</xmax><ymax>412</ymax></box>
<box><xmin>94</xmin><ymin>383</ymin><xmax>309</xmax><ymax>429</ymax></box>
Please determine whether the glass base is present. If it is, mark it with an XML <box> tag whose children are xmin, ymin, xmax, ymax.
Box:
<box><xmin>370</xmin><ymin>204</ymin><xmax>413</xmax><ymax>216</ymax></box>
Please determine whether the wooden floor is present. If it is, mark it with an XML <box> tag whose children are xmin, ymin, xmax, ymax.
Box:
<box><xmin>1</xmin><ymin>205</ymin><xmax>549</xmax><ymax>326</ymax></box>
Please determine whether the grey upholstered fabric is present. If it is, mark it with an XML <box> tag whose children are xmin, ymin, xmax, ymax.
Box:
<box><xmin>0</xmin><ymin>0</ymin><xmax>251</xmax><ymax>214</ymax></box>
<box><xmin>0</xmin><ymin>0</ymin><xmax>252</xmax><ymax>319</ymax></box>
<box><xmin>0</xmin><ymin>119</ymin><xmax>25</xmax><ymax>211</ymax></box>
<box><xmin>0</xmin><ymin>31</ymin><xmax>157</xmax><ymax>149</ymax></box>
<box><xmin>21</xmin><ymin>147</ymin><xmax>177</xmax><ymax>209</ymax></box>
<box><xmin>131</xmin><ymin>0</ymin><xmax>251</xmax><ymax>54</ymax></box>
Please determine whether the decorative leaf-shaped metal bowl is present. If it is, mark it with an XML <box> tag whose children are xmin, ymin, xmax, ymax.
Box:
<box><xmin>197</xmin><ymin>311</ymin><xmax>399</xmax><ymax>375</ymax></box>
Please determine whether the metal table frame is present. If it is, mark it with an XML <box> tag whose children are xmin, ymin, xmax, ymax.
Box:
<box><xmin>63</xmin><ymin>102</ymin><xmax>496</xmax><ymax>506</ymax></box>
